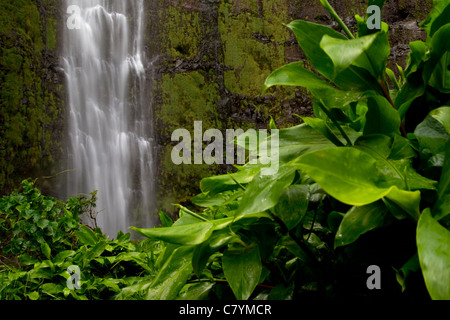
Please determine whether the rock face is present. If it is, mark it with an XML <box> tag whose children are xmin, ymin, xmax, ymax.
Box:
<box><xmin>146</xmin><ymin>0</ymin><xmax>431</xmax><ymax>215</ymax></box>
<box><xmin>0</xmin><ymin>0</ymin><xmax>65</xmax><ymax>195</ymax></box>
<box><xmin>0</xmin><ymin>0</ymin><xmax>431</xmax><ymax>218</ymax></box>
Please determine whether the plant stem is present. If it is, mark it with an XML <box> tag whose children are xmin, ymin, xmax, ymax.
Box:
<box><xmin>320</xmin><ymin>0</ymin><xmax>355</xmax><ymax>39</ymax></box>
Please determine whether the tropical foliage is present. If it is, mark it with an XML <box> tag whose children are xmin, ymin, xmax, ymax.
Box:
<box><xmin>130</xmin><ymin>0</ymin><xmax>450</xmax><ymax>300</ymax></box>
<box><xmin>1</xmin><ymin>0</ymin><xmax>449</xmax><ymax>300</ymax></box>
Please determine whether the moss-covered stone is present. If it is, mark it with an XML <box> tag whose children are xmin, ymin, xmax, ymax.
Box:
<box><xmin>0</xmin><ymin>0</ymin><xmax>64</xmax><ymax>195</ymax></box>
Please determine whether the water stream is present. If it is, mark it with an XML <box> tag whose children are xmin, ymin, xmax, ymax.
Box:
<box><xmin>62</xmin><ymin>0</ymin><xmax>155</xmax><ymax>238</ymax></box>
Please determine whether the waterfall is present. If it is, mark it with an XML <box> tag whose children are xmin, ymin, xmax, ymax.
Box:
<box><xmin>62</xmin><ymin>0</ymin><xmax>155</xmax><ymax>238</ymax></box>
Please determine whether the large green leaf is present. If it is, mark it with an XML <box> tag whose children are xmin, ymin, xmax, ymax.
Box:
<box><xmin>263</xmin><ymin>62</ymin><xmax>364</xmax><ymax>109</ymax></box>
<box><xmin>293</xmin><ymin>146</ymin><xmax>422</xmax><ymax>213</ymax></box>
<box><xmin>293</xmin><ymin>147</ymin><xmax>397</xmax><ymax>206</ymax></box>
<box><xmin>235</xmin><ymin>166</ymin><xmax>296</xmax><ymax>217</ymax></box>
<box><xmin>301</xmin><ymin>117</ymin><xmax>345</xmax><ymax>146</ymax></box>
<box><xmin>223</xmin><ymin>244</ymin><xmax>262</xmax><ymax>300</ymax></box>
<box><xmin>321</xmin><ymin>31</ymin><xmax>390</xmax><ymax>82</ymax></box>
<box><xmin>147</xmin><ymin>245</ymin><xmax>195</xmax><ymax>300</ymax></box>
<box><xmin>414</xmin><ymin>106</ymin><xmax>450</xmax><ymax>155</ymax></box>
<box><xmin>363</xmin><ymin>96</ymin><xmax>401</xmax><ymax>136</ymax></box>
<box><xmin>384</xmin><ymin>187</ymin><xmax>421</xmax><ymax>221</ymax></box>
<box><xmin>274</xmin><ymin>184</ymin><xmax>309</xmax><ymax>230</ymax></box>
<box><xmin>200</xmin><ymin>166</ymin><xmax>261</xmax><ymax>195</ymax></box>
<box><xmin>417</xmin><ymin>208</ymin><xmax>450</xmax><ymax>300</ymax></box>
<box><xmin>256</xmin><ymin>123</ymin><xmax>360</xmax><ymax>165</ymax></box>
<box><xmin>131</xmin><ymin>218</ymin><xmax>234</xmax><ymax>246</ymax></box>
<box><xmin>335</xmin><ymin>201</ymin><xmax>389</xmax><ymax>248</ymax></box>
<box><xmin>286</xmin><ymin>20</ymin><xmax>346</xmax><ymax>79</ymax></box>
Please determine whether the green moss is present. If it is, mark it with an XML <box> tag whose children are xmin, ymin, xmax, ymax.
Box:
<box><xmin>158</xmin><ymin>71</ymin><xmax>221</xmax><ymax>134</ymax></box>
<box><xmin>160</xmin><ymin>5</ymin><xmax>202</xmax><ymax>59</ymax></box>
<box><xmin>219</xmin><ymin>0</ymin><xmax>291</xmax><ymax>96</ymax></box>
<box><xmin>0</xmin><ymin>0</ymin><xmax>63</xmax><ymax>194</ymax></box>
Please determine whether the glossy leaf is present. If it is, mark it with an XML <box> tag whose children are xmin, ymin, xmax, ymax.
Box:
<box><xmin>147</xmin><ymin>246</ymin><xmax>195</xmax><ymax>300</ymax></box>
<box><xmin>335</xmin><ymin>201</ymin><xmax>389</xmax><ymax>248</ymax></box>
<box><xmin>414</xmin><ymin>106</ymin><xmax>450</xmax><ymax>155</ymax></box>
<box><xmin>158</xmin><ymin>211</ymin><xmax>173</xmax><ymax>227</ymax></box>
<box><xmin>320</xmin><ymin>31</ymin><xmax>390</xmax><ymax>81</ymax></box>
<box><xmin>293</xmin><ymin>147</ymin><xmax>407</xmax><ymax>206</ymax></box>
<box><xmin>417</xmin><ymin>208</ymin><xmax>450</xmax><ymax>300</ymax></box>
<box><xmin>200</xmin><ymin>166</ymin><xmax>261</xmax><ymax>195</ymax></box>
<box><xmin>301</xmin><ymin>117</ymin><xmax>345</xmax><ymax>146</ymax></box>
<box><xmin>131</xmin><ymin>218</ymin><xmax>234</xmax><ymax>246</ymax></box>
<box><xmin>363</xmin><ymin>96</ymin><xmax>401</xmax><ymax>136</ymax></box>
<box><xmin>286</xmin><ymin>20</ymin><xmax>346</xmax><ymax>79</ymax></box>
<box><xmin>419</xmin><ymin>0</ymin><xmax>450</xmax><ymax>38</ymax></box>
<box><xmin>259</xmin><ymin>123</ymin><xmax>360</xmax><ymax>165</ymax></box>
<box><xmin>223</xmin><ymin>244</ymin><xmax>262</xmax><ymax>300</ymax></box>
<box><xmin>235</xmin><ymin>166</ymin><xmax>296</xmax><ymax>217</ymax></box>
<box><xmin>263</xmin><ymin>62</ymin><xmax>364</xmax><ymax>109</ymax></box>
<box><xmin>274</xmin><ymin>185</ymin><xmax>309</xmax><ymax>230</ymax></box>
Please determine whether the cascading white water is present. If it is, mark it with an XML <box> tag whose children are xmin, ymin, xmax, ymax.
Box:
<box><xmin>62</xmin><ymin>0</ymin><xmax>155</xmax><ymax>238</ymax></box>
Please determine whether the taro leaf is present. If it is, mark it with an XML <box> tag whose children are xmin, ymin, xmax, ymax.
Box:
<box><xmin>417</xmin><ymin>208</ymin><xmax>450</xmax><ymax>300</ymax></box>
<box><xmin>235</xmin><ymin>166</ymin><xmax>296</xmax><ymax>217</ymax></box>
<box><xmin>147</xmin><ymin>245</ymin><xmax>195</xmax><ymax>300</ymax></box>
<box><xmin>274</xmin><ymin>185</ymin><xmax>309</xmax><ymax>230</ymax></box>
<box><xmin>223</xmin><ymin>244</ymin><xmax>262</xmax><ymax>300</ymax></box>
<box><xmin>75</xmin><ymin>225</ymin><xmax>98</xmax><ymax>246</ymax></box>
<box><xmin>334</xmin><ymin>201</ymin><xmax>389</xmax><ymax>248</ymax></box>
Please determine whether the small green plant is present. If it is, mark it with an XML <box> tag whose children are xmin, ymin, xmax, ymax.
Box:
<box><xmin>131</xmin><ymin>0</ymin><xmax>450</xmax><ymax>300</ymax></box>
<box><xmin>0</xmin><ymin>180</ymin><xmax>160</xmax><ymax>300</ymax></box>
